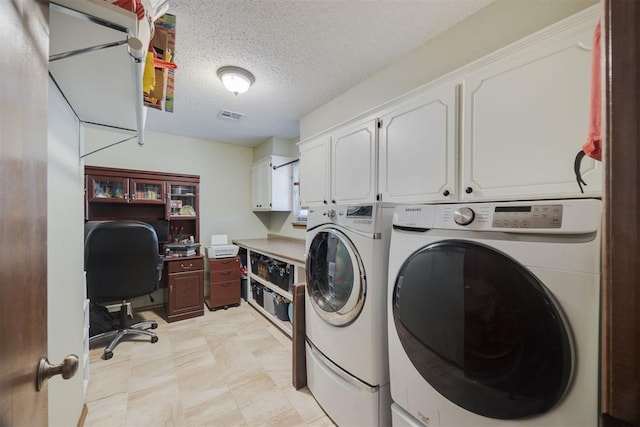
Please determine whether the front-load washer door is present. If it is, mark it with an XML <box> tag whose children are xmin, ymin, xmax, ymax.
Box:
<box><xmin>392</xmin><ymin>240</ymin><xmax>573</xmax><ymax>420</ymax></box>
<box><xmin>306</xmin><ymin>228</ymin><xmax>365</xmax><ymax>326</ymax></box>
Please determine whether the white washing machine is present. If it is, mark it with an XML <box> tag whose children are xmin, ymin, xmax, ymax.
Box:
<box><xmin>305</xmin><ymin>203</ymin><xmax>393</xmax><ymax>426</ymax></box>
<box><xmin>387</xmin><ymin>199</ymin><xmax>601</xmax><ymax>426</ymax></box>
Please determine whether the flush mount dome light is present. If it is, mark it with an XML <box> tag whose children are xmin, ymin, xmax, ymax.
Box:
<box><xmin>217</xmin><ymin>66</ymin><xmax>255</xmax><ymax>95</ymax></box>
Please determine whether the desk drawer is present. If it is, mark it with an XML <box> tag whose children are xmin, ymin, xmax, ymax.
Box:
<box><xmin>211</xmin><ymin>269</ymin><xmax>240</xmax><ymax>283</ymax></box>
<box><xmin>209</xmin><ymin>280</ymin><xmax>241</xmax><ymax>307</ymax></box>
<box><xmin>210</xmin><ymin>256</ymin><xmax>240</xmax><ymax>272</ymax></box>
<box><xmin>168</xmin><ymin>258</ymin><xmax>204</xmax><ymax>274</ymax></box>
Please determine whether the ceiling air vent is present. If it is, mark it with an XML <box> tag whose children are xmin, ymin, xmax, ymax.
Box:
<box><xmin>217</xmin><ymin>109</ymin><xmax>244</xmax><ymax>121</ymax></box>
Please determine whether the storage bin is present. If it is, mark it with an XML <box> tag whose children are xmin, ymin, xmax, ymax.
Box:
<box><xmin>274</xmin><ymin>295</ymin><xmax>290</xmax><ymax>321</ymax></box>
<box><xmin>241</xmin><ymin>277</ymin><xmax>248</xmax><ymax>301</ymax></box>
<box><xmin>263</xmin><ymin>289</ymin><xmax>276</xmax><ymax>315</ymax></box>
<box><xmin>268</xmin><ymin>260</ymin><xmax>294</xmax><ymax>293</ymax></box>
<box><xmin>251</xmin><ymin>281</ymin><xmax>264</xmax><ymax>307</ymax></box>
<box><xmin>250</xmin><ymin>252</ymin><xmax>271</xmax><ymax>281</ymax></box>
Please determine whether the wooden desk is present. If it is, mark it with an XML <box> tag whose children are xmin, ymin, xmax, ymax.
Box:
<box><xmin>162</xmin><ymin>255</ymin><xmax>204</xmax><ymax>322</ymax></box>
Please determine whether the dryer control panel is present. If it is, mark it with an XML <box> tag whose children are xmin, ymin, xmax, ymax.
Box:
<box><xmin>492</xmin><ymin>204</ymin><xmax>563</xmax><ymax>229</ymax></box>
<box><xmin>393</xmin><ymin>199</ymin><xmax>601</xmax><ymax>235</ymax></box>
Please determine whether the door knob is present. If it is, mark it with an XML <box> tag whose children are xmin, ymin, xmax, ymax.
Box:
<box><xmin>36</xmin><ymin>354</ymin><xmax>79</xmax><ymax>391</ymax></box>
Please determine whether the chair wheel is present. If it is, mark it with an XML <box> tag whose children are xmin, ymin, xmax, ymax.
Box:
<box><xmin>150</xmin><ymin>323</ymin><xmax>158</xmax><ymax>329</ymax></box>
<box><xmin>151</xmin><ymin>336</ymin><xmax>159</xmax><ymax>343</ymax></box>
<box><xmin>104</xmin><ymin>351</ymin><xmax>113</xmax><ymax>360</ymax></box>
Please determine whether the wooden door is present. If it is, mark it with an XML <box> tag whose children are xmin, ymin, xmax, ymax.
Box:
<box><xmin>0</xmin><ymin>1</ymin><xmax>49</xmax><ymax>425</ymax></box>
<box><xmin>461</xmin><ymin>18</ymin><xmax>600</xmax><ymax>201</ymax></box>
<box><xmin>378</xmin><ymin>83</ymin><xmax>457</xmax><ymax>204</ymax></box>
<box><xmin>331</xmin><ymin>118</ymin><xmax>377</xmax><ymax>205</ymax></box>
<box><xmin>251</xmin><ymin>158</ymin><xmax>271</xmax><ymax>210</ymax></box>
<box><xmin>602</xmin><ymin>0</ymin><xmax>640</xmax><ymax>425</ymax></box>
<box><xmin>299</xmin><ymin>134</ymin><xmax>331</xmax><ymax>207</ymax></box>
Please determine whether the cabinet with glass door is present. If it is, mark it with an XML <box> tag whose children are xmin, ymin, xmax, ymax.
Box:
<box><xmin>86</xmin><ymin>174</ymin><xmax>165</xmax><ymax>204</ymax></box>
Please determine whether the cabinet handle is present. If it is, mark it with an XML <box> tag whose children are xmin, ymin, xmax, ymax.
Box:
<box><xmin>331</xmin><ymin>199</ymin><xmax>336</xmax><ymax>204</ymax></box>
<box><xmin>443</xmin><ymin>190</ymin><xmax>450</xmax><ymax>197</ymax></box>
<box><xmin>465</xmin><ymin>187</ymin><xmax>473</xmax><ymax>194</ymax></box>
<box><xmin>170</xmin><ymin>285</ymin><xmax>173</xmax><ymax>293</ymax></box>
<box><xmin>323</xmin><ymin>200</ymin><xmax>327</xmax><ymax>205</ymax></box>
<box><xmin>220</xmin><ymin>271</ymin><xmax>231</xmax><ymax>276</ymax></box>
<box><xmin>220</xmin><ymin>282</ymin><xmax>231</xmax><ymax>287</ymax></box>
<box><xmin>181</xmin><ymin>263</ymin><xmax>193</xmax><ymax>269</ymax></box>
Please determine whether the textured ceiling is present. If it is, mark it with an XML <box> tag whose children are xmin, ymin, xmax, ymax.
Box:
<box><xmin>144</xmin><ymin>0</ymin><xmax>495</xmax><ymax>147</ymax></box>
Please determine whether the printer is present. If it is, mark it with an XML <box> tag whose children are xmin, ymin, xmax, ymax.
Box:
<box><xmin>205</xmin><ymin>234</ymin><xmax>239</xmax><ymax>259</ymax></box>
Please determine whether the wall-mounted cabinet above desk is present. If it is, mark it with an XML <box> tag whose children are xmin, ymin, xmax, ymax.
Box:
<box><xmin>49</xmin><ymin>0</ymin><xmax>149</xmax><ymax>144</ymax></box>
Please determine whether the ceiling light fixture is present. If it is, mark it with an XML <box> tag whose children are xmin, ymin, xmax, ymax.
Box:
<box><xmin>217</xmin><ymin>66</ymin><xmax>255</xmax><ymax>95</ymax></box>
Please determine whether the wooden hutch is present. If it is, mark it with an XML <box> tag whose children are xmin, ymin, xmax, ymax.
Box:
<box><xmin>84</xmin><ymin>165</ymin><xmax>203</xmax><ymax>322</ymax></box>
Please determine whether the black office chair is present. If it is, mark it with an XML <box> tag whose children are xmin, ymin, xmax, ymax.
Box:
<box><xmin>84</xmin><ymin>221</ymin><xmax>164</xmax><ymax>360</ymax></box>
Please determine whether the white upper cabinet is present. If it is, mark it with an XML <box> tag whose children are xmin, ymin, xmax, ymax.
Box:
<box><xmin>378</xmin><ymin>83</ymin><xmax>457</xmax><ymax>204</ymax></box>
<box><xmin>299</xmin><ymin>118</ymin><xmax>377</xmax><ymax>207</ymax></box>
<box><xmin>299</xmin><ymin>7</ymin><xmax>600</xmax><ymax>207</ymax></box>
<box><xmin>331</xmin><ymin>118</ymin><xmax>378</xmax><ymax>205</ymax></box>
<box><xmin>460</xmin><ymin>21</ymin><xmax>601</xmax><ymax>201</ymax></box>
<box><xmin>251</xmin><ymin>155</ymin><xmax>293</xmax><ymax>211</ymax></box>
<box><xmin>299</xmin><ymin>134</ymin><xmax>331</xmax><ymax>207</ymax></box>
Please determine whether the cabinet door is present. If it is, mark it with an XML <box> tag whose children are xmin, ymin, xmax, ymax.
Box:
<box><xmin>270</xmin><ymin>155</ymin><xmax>293</xmax><ymax>211</ymax></box>
<box><xmin>86</xmin><ymin>174</ymin><xmax>129</xmax><ymax>202</ymax></box>
<box><xmin>299</xmin><ymin>135</ymin><xmax>330</xmax><ymax>207</ymax></box>
<box><xmin>251</xmin><ymin>158</ymin><xmax>271</xmax><ymax>210</ymax></box>
<box><xmin>167</xmin><ymin>182</ymin><xmax>198</xmax><ymax>217</ymax></box>
<box><xmin>461</xmin><ymin>24</ymin><xmax>601</xmax><ymax>201</ymax></box>
<box><xmin>379</xmin><ymin>83</ymin><xmax>457</xmax><ymax>204</ymax></box>
<box><xmin>331</xmin><ymin>118</ymin><xmax>377</xmax><ymax>205</ymax></box>
<box><xmin>167</xmin><ymin>270</ymin><xmax>204</xmax><ymax>317</ymax></box>
<box><xmin>129</xmin><ymin>178</ymin><xmax>165</xmax><ymax>204</ymax></box>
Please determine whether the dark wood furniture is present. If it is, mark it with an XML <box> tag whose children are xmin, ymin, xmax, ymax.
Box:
<box><xmin>84</xmin><ymin>166</ymin><xmax>200</xmax><ymax>244</ymax></box>
<box><xmin>602</xmin><ymin>1</ymin><xmax>640</xmax><ymax>425</ymax></box>
<box><xmin>206</xmin><ymin>256</ymin><xmax>241</xmax><ymax>310</ymax></box>
<box><xmin>292</xmin><ymin>283</ymin><xmax>306</xmax><ymax>390</ymax></box>
<box><xmin>84</xmin><ymin>166</ymin><xmax>203</xmax><ymax>322</ymax></box>
<box><xmin>163</xmin><ymin>256</ymin><xmax>204</xmax><ymax>322</ymax></box>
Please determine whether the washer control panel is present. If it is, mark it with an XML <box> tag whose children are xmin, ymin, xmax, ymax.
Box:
<box><xmin>492</xmin><ymin>204</ymin><xmax>563</xmax><ymax>229</ymax></box>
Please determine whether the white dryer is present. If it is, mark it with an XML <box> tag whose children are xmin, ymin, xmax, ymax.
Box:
<box><xmin>387</xmin><ymin>199</ymin><xmax>601</xmax><ymax>426</ymax></box>
<box><xmin>305</xmin><ymin>203</ymin><xmax>393</xmax><ymax>426</ymax></box>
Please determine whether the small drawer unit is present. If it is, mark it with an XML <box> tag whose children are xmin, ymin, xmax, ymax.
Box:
<box><xmin>207</xmin><ymin>256</ymin><xmax>241</xmax><ymax>310</ymax></box>
<box><xmin>164</xmin><ymin>255</ymin><xmax>205</xmax><ymax>323</ymax></box>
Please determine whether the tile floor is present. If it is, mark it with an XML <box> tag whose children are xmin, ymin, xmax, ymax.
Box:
<box><xmin>84</xmin><ymin>303</ymin><xmax>335</xmax><ymax>426</ymax></box>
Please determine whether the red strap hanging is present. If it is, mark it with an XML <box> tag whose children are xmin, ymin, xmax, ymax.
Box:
<box><xmin>574</xmin><ymin>20</ymin><xmax>602</xmax><ymax>193</ymax></box>
<box><xmin>582</xmin><ymin>19</ymin><xmax>602</xmax><ymax>161</ymax></box>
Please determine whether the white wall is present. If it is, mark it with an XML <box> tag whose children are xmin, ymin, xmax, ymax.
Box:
<box><xmin>47</xmin><ymin>80</ymin><xmax>86</xmax><ymax>426</ymax></box>
<box><xmin>300</xmin><ymin>0</ymin><xmax>598</xmax><ymax>139</ymax></box>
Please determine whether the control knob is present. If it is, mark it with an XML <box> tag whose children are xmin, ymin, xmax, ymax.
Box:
<box><xmin>453</xmin><ymin>207</ymin><xmax>475</xmax><ymax>226</ymax></box>
<box><xmin>328</xmin><ymin>209</ymin><xmax>336</xmax><ymax>219</ymax></box>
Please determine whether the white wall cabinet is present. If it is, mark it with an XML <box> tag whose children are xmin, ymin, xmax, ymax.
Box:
<box><xmin>331</xmin><ymin>118</ymin><xmax>378</xmax><ymax>205</ymax></box>
<box><xmin>299</xmin><ymin>118</ymin><xmax>377</xmax><ymax>207</ymax></box>
<box><xmin>251</xmin><ymin>155</ymin><xmax>294</xmax><ymax>211</ymax></box>
<box><xmin>299</xmin><ymin>134</ymin><xmax>331</xmax><ymax>207</ymax></box>
<box><xmin>378</xmin><ymin>83</ymin><xmax>457</xmax><ymax>204</ymax></box>
<box><xmin>300</xmin><ymin>10</ymin><xmax>601</xmax><ymax>206</ymax></box>
<box><xmin>460</xmin><ymin>22</ymin><xmax>601</xmax><ymax>201</ymax></box>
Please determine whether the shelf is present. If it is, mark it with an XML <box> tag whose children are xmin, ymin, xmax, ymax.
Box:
<box><xmin>247</xmin><ymin>299</ymin><xmax>292</xmax><ymax>338</ymax></box>
<box><xmin>249</xmin><ymin>273</ymin><xmax>293</xmax><ymax>300</ymax></box>
<box><xmin>49</xmin><ymin>0</ymin><xmax>148</xmax><ymax>145</ymax></box>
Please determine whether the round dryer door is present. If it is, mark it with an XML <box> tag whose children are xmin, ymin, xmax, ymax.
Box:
<box><xmin>392</xmin><ymin>240</ymin><xmax>573</xmax><ymax>420</ymax></box>
<box><xmin>306</xmin><ymin>229</ymin><xmax>365</xmax><ymax>326</ymax></box>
